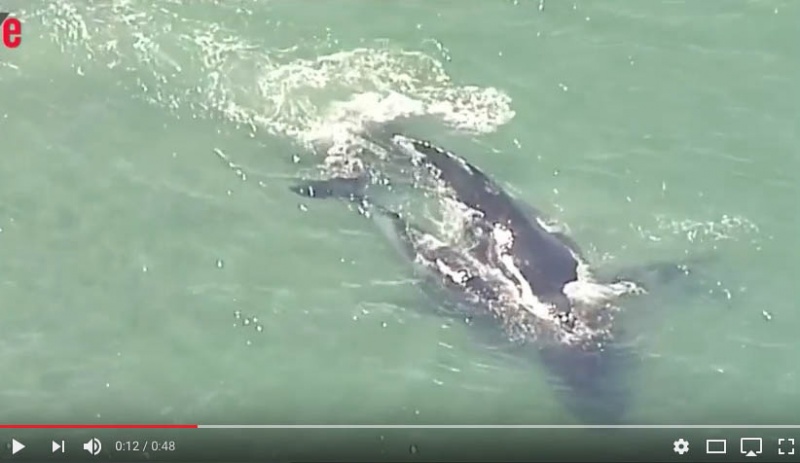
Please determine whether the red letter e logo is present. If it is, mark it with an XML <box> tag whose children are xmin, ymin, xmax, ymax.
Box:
<box><xmin>1</xmin><ymin>12</ymin><xmax>22</xmax><ymax>49</ymax></box>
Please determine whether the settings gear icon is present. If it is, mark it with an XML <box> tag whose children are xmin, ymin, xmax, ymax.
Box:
<box><xmin>673</xmin><ymin>438</ymin><xmax>690</xmax><ymax>455</ymax></box>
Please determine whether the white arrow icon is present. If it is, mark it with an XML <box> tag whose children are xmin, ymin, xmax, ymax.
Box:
<box><xmin>52</xmin><ymin>440</ymin><xmax>65</xmax><ymax>453</ymax></box>
<box><xmin>11</xmin><ymin>439</ymin><xmax>25</xmax><ymax>455</ymax></box>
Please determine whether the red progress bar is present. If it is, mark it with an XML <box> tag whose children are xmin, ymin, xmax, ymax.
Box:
<box><xmin>0</xmin><ymin>424</ymin><xmax>198</xmax><ymax>429</ymax></box>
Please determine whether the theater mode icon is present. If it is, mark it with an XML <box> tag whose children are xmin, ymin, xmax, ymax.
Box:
<box><xmin>706</xmin><ymin>439</ymin><xmax>727</xmax><ymax>454</ymax></box>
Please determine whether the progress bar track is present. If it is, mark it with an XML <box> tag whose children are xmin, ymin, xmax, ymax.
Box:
<box><xmin>198</xmin><ymin>424</ymin><xmax>800</xmax><ymax>429</ymax></box>
<box><xmin>2</xmin><ymin>425</ymin><xmax>798</xmax><ymax>462</ymax></box>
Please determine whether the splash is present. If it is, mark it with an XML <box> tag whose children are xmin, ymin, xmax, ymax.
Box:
<box><xmin>27</xmin><ymin>0</ymin><xmax>515</xmax><ymax>158</ymax></box>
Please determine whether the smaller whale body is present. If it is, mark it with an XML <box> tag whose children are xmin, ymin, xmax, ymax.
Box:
<box><xmin>290</xmin><ymin>129</ymin><xmax>694</xmax><ymax>422</ymax></box>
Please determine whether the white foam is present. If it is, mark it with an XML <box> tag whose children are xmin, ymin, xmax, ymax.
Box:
<box><xmin>489</xmin><ymin>224</ymin><xmax>554</xmax><ymax>321</ymax></box>
<box><xmin>205</xmin><ymin>45</ymin><xmax>515</xmax><ymax>166</ymax></box>
<box><xmin>434</xmin><ymin>259</ymin><xmax>470</xmax><ymax>286</ymax></box>
<box><xmin>437</xmin><ymin>196</ymin><xmax>482</xmax><ymax>244</ymax></box>
<box><xmin>211</xmin><ymin>45</ymin><xmax>514</xmax><ymax>156</ymax></box>
<box><xmin>32</xmin><ymin>2</ymin><xmax>516</xmax><ymax>158</ymax></box>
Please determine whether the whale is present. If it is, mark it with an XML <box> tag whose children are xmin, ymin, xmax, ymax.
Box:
<box><xmin>390</xmin><ymin>135</ymin><xmax>587</xmax><ymax>315</ymax></box>
<box><xmin>290</xmin><ymin>131</ymin><xmax>698</xmax><ymax>422</ymax></box>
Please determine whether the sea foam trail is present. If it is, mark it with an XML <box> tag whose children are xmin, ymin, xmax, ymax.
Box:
<box><xmin>29</xmin><ymin>0</ymin><xmax>515</xmax><ymax>159</ymax></box>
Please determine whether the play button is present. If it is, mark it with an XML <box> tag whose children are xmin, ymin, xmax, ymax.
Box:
<box><xmin>11</xmin><ymin>439</ymin><xmax>25</xmax><ymax>455</ymax></box>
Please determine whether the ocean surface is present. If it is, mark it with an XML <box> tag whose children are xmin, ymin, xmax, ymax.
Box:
<box><xmin>1</xmin><ymin>0</ymin><xmax>798</xmax><ymax>429</ymax></box>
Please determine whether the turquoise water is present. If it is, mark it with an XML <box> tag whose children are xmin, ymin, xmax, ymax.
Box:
<box><xmin>0</xmin><ymin>0</ymin><xmax>797</xmax><ymax>427</ymax></box>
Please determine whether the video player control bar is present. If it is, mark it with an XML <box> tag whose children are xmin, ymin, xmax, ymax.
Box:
<box><xmin>2</xmin><ymin>425</ymin><xmax>800</xmax><ymax>462</ymax></box>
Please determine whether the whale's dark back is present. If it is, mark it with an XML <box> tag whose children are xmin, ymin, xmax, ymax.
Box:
<box><xmin>399</xmin><ymin>138</ymin><xmax>579</xmax><ymax>302</ymax></box>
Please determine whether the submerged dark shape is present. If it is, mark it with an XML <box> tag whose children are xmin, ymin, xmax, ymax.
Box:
<box><xmin>536</xmin><ymin>339</ymin><xmax>631</xmax><ymax>423</ymax></box>
<box><xmin>289</xmin><ymin>131</ymin><xmax>666</xmax><ymax>423</ymax></box>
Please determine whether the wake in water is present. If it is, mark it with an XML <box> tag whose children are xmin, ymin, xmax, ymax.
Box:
<box><xmin>23</xmin><ymin>0</ymin><xmax>514</xmax><ymax>150</ymax></box>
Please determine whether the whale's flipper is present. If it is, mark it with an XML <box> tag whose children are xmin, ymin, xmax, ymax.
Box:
<box><xmin>603</xmin><ymin>254</ymin><xmax>719</xmax><ymax>298</ymax></box>
<box><xmin>611</xmin><ymin>261</ymin><xmax>692</xmax><ymax>287</ymax></box>
<box><xmin>290</xmin><ymin>175</ymin><xmax>369</xmax><ymax>201</ymax></box>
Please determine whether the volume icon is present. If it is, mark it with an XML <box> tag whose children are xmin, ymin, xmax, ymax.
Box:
<box><xmin>83</xmin><ymin>438</ymin><xmax>102</xmax><ymax>456</ymax></box>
